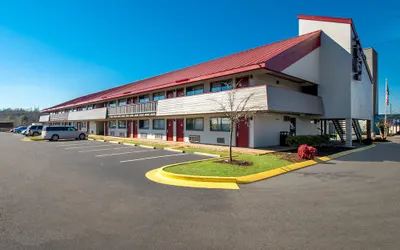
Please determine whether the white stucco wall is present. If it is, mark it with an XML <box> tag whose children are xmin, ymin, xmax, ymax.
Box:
<box><xmin>282</xmin><ymin>48</ymin><xmax>320</xmax><ymax>84</ymax></box>
<box><xmin>351</xmin><ymin>60</ymin><xmax>373</xmax><ymax>120</ymax></box>
<box><xmin>299</xmin><ymin>19</ymin><xmax>352</xmax><ymax>119</ymax></box>
<box><xmin>296</xmin><ymin>118</ymin><xmax>320</xmax><ymax>135</ymax></box>
<box><xmin>253</xmin><ymin>114</ymin><xmax>320</xmax><ymax>147</ymax></box>
<box><xmin>89</xmin><ymin>121</ymin><xmax>96</xmax><ymax>134</ymax></box>
<box><xmin>251</xmin><ymin>74</ymin><xmax>302</xmax><ymax>91</ymax></box>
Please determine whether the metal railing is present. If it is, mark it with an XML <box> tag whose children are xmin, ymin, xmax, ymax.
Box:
<box><xmin>49</xmin><ymin>113</ymin><xmax>69</xmax><ymax>121</ymax></box>
<box><xmin>107</xmin><ymin>101</ymin><xmax>157</xmax><ymax>117</ymax></box>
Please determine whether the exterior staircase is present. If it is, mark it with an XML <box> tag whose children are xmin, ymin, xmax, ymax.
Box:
<box><xmin>331</xmin><ymin>119</ymin><xmax>363</xmax><ymax>144</ymax></box>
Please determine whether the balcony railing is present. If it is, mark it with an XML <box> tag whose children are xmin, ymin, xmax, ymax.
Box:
<box><xmin>68</xmin><ymin>107</ymin><xmax>107</xmax><ymax>121</ymax></box>
<box><xmin>107</xmin><ymin>101</ymin><xmax>157</xmax><ymax>117</ymax></box>
<box><xmin>156</xmin><ymin>85</ymin><xmax>324</xmax><ymax>116</ymax></box>
<box><xmin>49</xmin><ymin>112</ymin><xmax>69</xmax><ymax>121</ymax></box>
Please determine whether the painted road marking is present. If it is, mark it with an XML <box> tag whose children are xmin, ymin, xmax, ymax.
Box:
<box><xmin>65</xmin><ymin>144</ymin><xmax>119</xmax><ymax>150</ymax></box>
<box><xmin>56</xmin><ymin>142</ymin><xmax>101</xmax><ymax>147</ymax></box>
<box><xmin>95</xmin><ymin>150</ymin><xmax>154</xmax><ymax>157</ymax></box>
<box><xmin>120</xmin><ymin>153</ymin><xmax>187</xmax><ymax>163</ymax></box>
<box><xmin>78</xmin><ymin>147</ymin><xmax>135</xmax><ymax>153</ymax></box>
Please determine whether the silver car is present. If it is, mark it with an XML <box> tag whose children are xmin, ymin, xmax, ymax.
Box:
<box><xmin>41</xmin><ymin>126</ymin><xmax>87</xmax><ymax>141</ymax></box>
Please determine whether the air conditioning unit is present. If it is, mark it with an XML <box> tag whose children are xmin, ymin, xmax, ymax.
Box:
<box><xmin>119</xmin><ymin>132</ymin><xmax>126</xmax><ymax>137</ymax></box>
<box><xmin>216</xmin><ymin>138</ymin><xmax>225</xmax><ymax>144</ymax></box>
<box><xmin>110</xmin><ymin>131</ymin><xmax>115</xmax><ymax>136</ymax></box>
<box><xmin>140</xmin><ymin>133</ymin><xmax>147</xmax><ymax>139</ymax></box>
<box><xmin>189</xmin><ymin>135</ymin><xmax>200</xmax><ymax>143</ymax></box>
<box><xmin>155</xmin><ymin>133</ymin><xmax>163</xmax><ymax>139</ymax></box>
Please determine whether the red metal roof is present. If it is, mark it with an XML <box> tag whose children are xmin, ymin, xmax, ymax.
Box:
<box><xmin>298</xmin><ymin>14</ymin><xmax>353</xmax><ymax>24</ymax></box>
<box><xmin>43</xmin><ymin>30</ymin><xmax>321</xmax><ymax>112</ymax></box>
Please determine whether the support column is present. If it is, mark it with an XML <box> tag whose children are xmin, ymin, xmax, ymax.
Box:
<box><xmin>345</xmin><ymin>118</ymin><xmax>353</xmax><ymax>147</ymax></box>
<box><xmin>366</xmin><ymin>120</ymin><xmax>372</xmax><ymax>139</ymax></box>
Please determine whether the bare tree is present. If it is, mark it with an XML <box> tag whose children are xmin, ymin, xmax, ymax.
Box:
<box><xmin>210</xmin><ymin>79</ymin><xmax>263</xmax><ymax>163</ymax></box>
<box><xmin>19</xmin><ymin>115</ymin><xmax>28</xmax><ymax>126</ymax></box>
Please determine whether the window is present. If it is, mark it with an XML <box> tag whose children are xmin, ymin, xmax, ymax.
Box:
<box><xmin>211</xmin><ymin>79</ymin><xmax>233</xmax><ymax>92</ymax></box>
<box><xmin>153</xmin><ymin>119</ymin><xmax>165</xmax><ymax>130</ymax></box>
<box><xmin>186</xmin><ymin>118</ymin><xmax>204</xmax><ymax>131</ymax></box>
<box><xmin>210</xmin><ymin>118</ymin><xmax>230</xmax><ymax>131</ymax></box>
<box><xmin>118</xmin><ymin>99</ymin><xmax>127</xmax><ymax>106</ymax></box>
<box><xmin>82</xmin><ymin>122</ymin><xmax>87</xmax><ymax>128</ymax></box>
<box><xmin>87</xmin><ymin>105</ymin><xmax>93</xmax><ymax>110</ymax></box>
<box><xmin>139</xmin><ymin>119</ymin><xmax>150</xmax><ymax>129</ymax></box>
<box><xmin>118</xmin><ymin>120</ymin><xmax>126</xmax><ymax>129</ymax></box>
<box><xmin>153</xmin><ymin>92</ymin><xmax>165</xmax><ymax>101</ymax></box>
<box><xmin>82</xmin><ymin>107</ymin><xmax>87</xmax><ymax>111</ymax></box>
<box><xmin>139</xmin><ymin>95</ymin><xmax>150</xmax><ymax>103</ymax></box>
<box><xmin>108</xmin><ymin>101</ymin><xmax>116</xmax><ymax>107</ymax></box>
<box><xmin>68</xmin><ymin>127</ymin><xmax>77</xmax><ymax>131</ymax></box>
<box><xmin>186</xmin><ymin>84</ymin><xmax>204</xmax><ymax>96</ymax></box>
<box><xmin>109</xmin><ymin>120</ymin><xmax>117</xmax><ymax>129</ymax></box>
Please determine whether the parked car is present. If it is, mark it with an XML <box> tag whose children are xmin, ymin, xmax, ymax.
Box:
<box><xmin>13</xmin><ymin>126</ymin><xmax>27</xmax><ymax>133</ymax></box>
<box><xmin>41</xmin><ymin>126</ymin><xmax>87</xmax><ymax>141</ymax></box>
<box><xmin>21</xmin><ymin>129</ymin><xmax>28</xmax><ymax>136</ymax></box>
<box><xmin>26</xmin><ymin>125</ymin><xmax>44</xmax><ymax>136</ymax></box>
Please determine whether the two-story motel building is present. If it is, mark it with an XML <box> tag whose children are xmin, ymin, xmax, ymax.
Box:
<box><xmin>40</xmin><ymin>15</ymin><xmax>375</xmax><ymax>148</ymax></box>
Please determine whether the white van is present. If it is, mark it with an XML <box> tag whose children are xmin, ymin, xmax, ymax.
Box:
<box><xmin>41</xmin><ymin>126</ymin><xmax>87</xmax><ymax>141</ymax></box>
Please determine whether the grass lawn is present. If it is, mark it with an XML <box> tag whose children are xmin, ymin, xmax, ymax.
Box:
<box><xmin>164</xmin><ymin>154</ymin><xmax>291</xmax><ymax>177</ymax></box>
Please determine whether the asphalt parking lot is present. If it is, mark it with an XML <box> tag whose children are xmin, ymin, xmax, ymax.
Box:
<box><xmin>1</xmin><ymin>132</ymin><xmax>400</xmax><ymax>250</ymax></box>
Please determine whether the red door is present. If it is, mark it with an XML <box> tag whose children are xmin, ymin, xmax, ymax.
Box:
<box><xmin>127</xmin><ymin>120</ymin><xmax>132</xmax><ymax>138</ymax></box>
<box><xmin>176</xmin><ymin>119</ymin><xmax>184</xmax><ymax>142</ymax></box>
<box><xmin>176</xmin><ymin>88</ymin><xmax>184</xmax><ymax>97</ymax></box>
<box><xmin>105</xmin><ymin>121</ymin><xmax>108</xmax><ymax>136</ymax></box>
<box><xmin>133</xmin><ymin>120</ymin><xmax>138</xmax><ymax>138</ymax></box>
<box><xmin>236</xmin><ymin>76</ymin><xmax>249</xmax><ymax>88</ymax></box>
<box><xmin>167</xmin><ymin>90</ymin><xmax>174</xmax><ymax>98</ymax></box>
<box><xmin>236</xmin><ymin>118</ymin><xmax>249</xmax><ymax>147</ymax></box>
<box><xmin>133</xmin><ymin>97</ymin><xmax>138</xmax><ymax>104</ymax></box>
<box><xmin>127</xmin><ymin>98</ymin><xmax>132</xmax><ymax>104</ymax></box>
<box><xmin>167</xmin><ymin>119</ymin><xmax>174</xmax><ymax>141</ymax></box>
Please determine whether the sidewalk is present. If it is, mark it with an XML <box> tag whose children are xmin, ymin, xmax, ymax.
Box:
<box><xmin>88</xmin><ymin>135</ymin><xmax>294</xmax><ymax>155</ymax></box>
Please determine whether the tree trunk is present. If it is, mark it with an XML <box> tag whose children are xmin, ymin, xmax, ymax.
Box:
<box><xmin>229</xmin><ymin>122</ymin><xmax>233</xmax><ymax>163</ymax></box>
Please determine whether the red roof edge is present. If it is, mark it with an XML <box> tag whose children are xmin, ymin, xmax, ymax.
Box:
<box><xmin>298</xmin><ymin>14</ymin><xmax>352</xmax><ymax>24</ymax></box>
<box><xmin>265</xmin><ymin>30</ymin><xmax>321</xmax><ymax>72</ymax></box>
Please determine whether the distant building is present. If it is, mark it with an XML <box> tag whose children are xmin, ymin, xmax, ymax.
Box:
<box><xmin>40</xmin><ymin>15</ymin><xmax>376</xmax><ymax>148</ymax></box>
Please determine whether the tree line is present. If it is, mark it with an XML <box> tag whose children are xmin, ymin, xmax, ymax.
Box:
<box><xmin>0</xmin><ymin>108</ymin><xmax>41</xmax><ymax>126</ymax></box>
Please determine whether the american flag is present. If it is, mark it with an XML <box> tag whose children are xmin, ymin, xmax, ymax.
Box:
<box><xmin>386</xmin><ymin>80</ymin><xmax>390</xmax><ymax>105</ymax></box>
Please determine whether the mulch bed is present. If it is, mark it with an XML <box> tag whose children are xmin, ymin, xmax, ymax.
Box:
<box><xmin>215</xmin><ymin>159</ymin><xmax>253</xmax><ymax>166</ymax></box>
<box><xmin>275</xmin><ymin>145</ymin><xmax>357</xmax><ymax>162</ymax></box>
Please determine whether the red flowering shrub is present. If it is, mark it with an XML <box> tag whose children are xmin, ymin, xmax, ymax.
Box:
<box><xmin>297</xmin><ymin>144</ymin><xmax>318</xmax><ymax>160</ymax></box>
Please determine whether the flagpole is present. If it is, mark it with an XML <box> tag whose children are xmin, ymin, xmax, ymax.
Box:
<box><xmin>384</xmin><ymin>78</ymin><xmax>388</xmax><ymax>137</ymax></box>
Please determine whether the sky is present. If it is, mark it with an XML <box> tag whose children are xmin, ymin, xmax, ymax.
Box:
<box><xmin>0</xmin><ymin>0</ymin><xmax>399</xmax><ymax>113</ymax></box>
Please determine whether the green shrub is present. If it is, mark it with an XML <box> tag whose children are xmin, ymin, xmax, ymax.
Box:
<box><xmin>286</xmin><ymin>135</ymin><xmax>333</xmax><ymax>147</ymax></box>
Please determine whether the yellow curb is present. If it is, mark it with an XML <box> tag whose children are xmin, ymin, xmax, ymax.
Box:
<box><xmin>236</xmin><ymin>144</ymin><xmax>376</xmax><ymax>183</ymax></box>
<box><xmin>145</xmin><ymin>144</ymin><xmax>377</xmax><ymax>189</ymax></box>
<box><xmin>146</xmin><ymin>168</ymin><xmax>239</xmax><ymax>190</ymax></box>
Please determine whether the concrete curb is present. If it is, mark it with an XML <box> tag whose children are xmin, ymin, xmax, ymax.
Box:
<box><xmin>108</xmin><ymin>141</ymin><xmax>120</xmax><ymax>144</ymax></box>
<box><xmin>193</xmin><ymin>152</ymin><xmax>221</xmax><ymax>158</ymax></box>
<box><xmin>88</xmin><ymin>138</ymin><xmax>95</xmax><ymax>141</ymax></box>
<box><xmin>164</xmin><ymin>148</ymin><xmax>185</xmax><ymax>153</ymax></box>
<box><xmin>123</xmin><ymin>143</ymin><xmax>136</xmax><ymax>146</ymax></box>
<box><xmin>139</xmin><ymin>145</ymin><xmax>156</xmax><ymax>149</ymax></box>
<box><xmin>149</xmin><ymin>144</ymin><xmax>377</xmax><ymax>188</ymax></box>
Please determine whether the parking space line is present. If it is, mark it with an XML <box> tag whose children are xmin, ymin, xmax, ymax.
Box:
<box><xmin>56</xmin><ymin>142</ymin><xmax>102</xmax><ymax>147</ymax></box>
<box><xmin>95</xmin><ymin>150</ymin><xmax>154</xmax><ymax>157</ymax></box>
<box><xmin>120</xmin><ymin>153</ymin><xmax>187</xmax><ymax>163</ymax></box>
<box><xmin>78</xmin><ymin>147</ymin><xmax>135</xmax><ymax>153</ymax></box>
<box><xmin>65</xmin><ymin>144</ymin><xmax>120</xmax><ymax>150</ymax></box>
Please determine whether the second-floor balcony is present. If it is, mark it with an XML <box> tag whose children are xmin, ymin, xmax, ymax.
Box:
<box><xmin>107</xmin><ymin>101</ymin><xmax>157</xmax><ymax>118</ymax></box>
<box><xmin>49</xmin><ymin>112</ymin><xmax>69</xmax><ymax>122</ymax></box>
